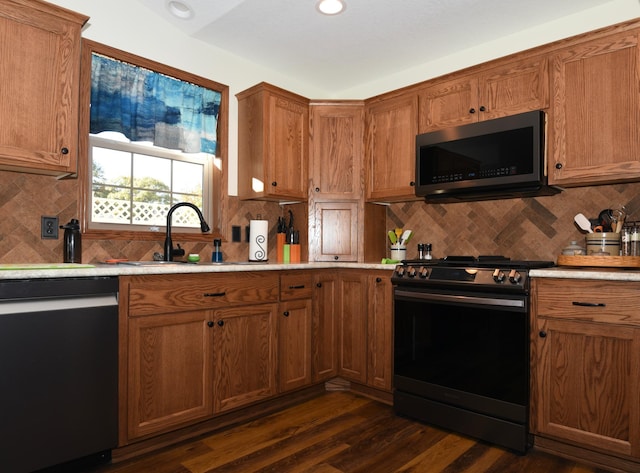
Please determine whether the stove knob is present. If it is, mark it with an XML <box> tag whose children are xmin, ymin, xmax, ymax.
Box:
<box><xmin>419</xmin><ymin>266</ymin><xmax>429</xmax><ymax>278</ymax></box>
<box><xmin>407</xmin><ymin>266</ymin><xmax>417</xmax><ymax>278</ymax></box>
<box><xmin>509</xmin><ymin>269</ymin><xmax>522</xmax><ymax>284</ymax></box>
<box><xmin>396</xmin><ymin>266</ymin><xmax>405</xmax><ymax>278</ymax></box>
<box><xmin>492</xmin><ymin>268</ymin><xmax>505</xmax><ymax>283</ymax></box>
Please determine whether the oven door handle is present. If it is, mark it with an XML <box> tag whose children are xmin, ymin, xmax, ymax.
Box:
<box><xmin>395</xmin><ymin>289</ymin><xmax>525</xmax><ymax>308</ymax></box>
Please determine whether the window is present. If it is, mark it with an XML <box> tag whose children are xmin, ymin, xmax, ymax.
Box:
<box><xmin>79</xmin><ymin>40</ymin><xmax>228</xmax><ymax>240</ymax></box>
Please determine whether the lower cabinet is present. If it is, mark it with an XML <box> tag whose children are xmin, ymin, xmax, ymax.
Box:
<box><xmin>531</xmin><ymin>278</ymin><xmax>640</xmax><ymax>465</ymax></box>
<box><xmin>337</xmin><ymin>269</ymin><xmax>393</xmax><ymax>391</ymax></box>
<box><xmin>312</xmin><ymin>272</ymin><xmax>339</xmax><ymax>382</ymax></box>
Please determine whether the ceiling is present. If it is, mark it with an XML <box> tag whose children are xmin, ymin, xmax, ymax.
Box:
<box><xmin>136</xmin><ymin>0</ymin><xmax>616</xmax><ymax>93</ymax></box>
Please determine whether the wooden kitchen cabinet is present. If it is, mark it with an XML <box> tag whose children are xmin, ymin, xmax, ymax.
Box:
<box><xmin>309</xmin><ymin>101</ymin><xmax>364</xmax><ymax>200</ymax></box>
<box><xmin>531</xmin><ymin>278</ymin><xmax>640</xmax><ymax>466</ymax></box>
<box><xmin>418</xmin><ymin>55</ymin><xmax>549</xmax><ymax>133</ymax></box>
<box><xmin>278</xmin><ymin>272</ymin><xmax>313</xmax><ymax>393</ymax></box>
<box><xmin>366</xmin><ymin>272</ymin><xmax>393</xmax><ymax>391</ymax></box>
<box><xmin>548</xmin><ymin>30</ymin><xmax>640</xmax><ymax>186</ymax></box>
<box><xmin>213</xmin><ymin>303</ymin><xmax>278</xmax><ymax>412</ymax></box>
<box><xmin>312</xmin><ymin>271</ymin><xmax>339</xmax><ymax>382</ymax></box>
<box><xmin>310</xmin><ymin>201</ymin><xmax>359</xmax><ymax>262</ymax></box>
<box><xmin>237</xmin><ymin>82</ymin><xmax>309</xmax><ymax>201</ymax></box>
<box><xmin>364</xmin><ymin>92</ymin><xmax>420</xmax><ymax>202</ymax></box>
<box><xmin>0</xmin><ymin>0</ymin><xmax>88</xmax><ymax>176</ymax></box>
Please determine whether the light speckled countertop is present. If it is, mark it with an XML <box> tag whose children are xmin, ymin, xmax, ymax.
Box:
<box><xmin>0</xmin><ymin>261</ymin><xmax>396</xmax><ymax>280</ymax></box>
<box><xmin>531</xmin><ymin>267</ymin><xmax>640</xmax><ymax>281</ymax></box>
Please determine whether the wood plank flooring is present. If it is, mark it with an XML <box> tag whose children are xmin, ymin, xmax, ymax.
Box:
<box><xmin>93</xmin><ymin>392</ymin><xmax>612</xmax><ymax>473</ymax></box>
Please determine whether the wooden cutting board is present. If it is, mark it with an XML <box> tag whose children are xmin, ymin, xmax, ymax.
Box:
<box><xmin>557</xmin><ymin>255</ymin><xmax>640</xmax><ymax>268</ymax></box>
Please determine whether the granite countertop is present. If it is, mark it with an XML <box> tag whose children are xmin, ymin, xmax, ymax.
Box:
<box><xmin>0</xmin><ymin>261</ymin><xmax>396</xmax><ymax>280</ymax></box>
<box><xmin>531</xmin><ymin>266</ymin><xmax>640</xmax><ymax>282</ymax></box>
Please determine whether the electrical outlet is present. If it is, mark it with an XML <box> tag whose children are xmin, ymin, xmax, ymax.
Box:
<box><xmin>41</xmin><ymin>216</ymin><xmax>59</xmax><ymax>239</ymax></box>
<box><xmin>231</xmin><ymin>225</ymin><xmax>241</xmax><ymax>242</ymax></box>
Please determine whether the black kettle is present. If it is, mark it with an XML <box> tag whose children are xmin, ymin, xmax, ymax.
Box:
<box><xmin>60</xmin><ymin>218</ymin><xmax>82</xmax><ymax>263</ymax></box>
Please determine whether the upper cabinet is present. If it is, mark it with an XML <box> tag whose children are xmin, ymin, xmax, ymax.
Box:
<box><xmin>418</xmin><ymin>55</ymin><xmax>549</xmax><ymax>133</ymax></box>
<box><xmin>364</xmin><ymin>92</ymin><xmax>420</xmax><ymax>202</ymax></box>
<box><xmin>0</xmin><ymin>0</ymin><xmax>88</xmax><ymax>176</ymax></box>
<box><xmin>548</xmin><ymin>30</ymin><xmax>640</xmax><ymax>186</ymax></box>
<box><xmin>309</xmin><ymin>101</ymin><xmax>364</xmax><ymax>200</ymax></box>
<box><xmin>237</xmin><ymin>82</ymin><xmax>309</xmax><ymax>202</ymax></box>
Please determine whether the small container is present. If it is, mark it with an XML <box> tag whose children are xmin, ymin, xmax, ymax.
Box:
<box><xmin>585</xmin><ymin>232</ymin><xmax>621</xmax><ymax>256</ymax></box>
<box><xmin>60</xmin><ymin>218</ymin><xmax>81</xmax><ymax>263</ymax></box>
<box><xmin>631</xmin><ymin>225</ymin><xmax>640</xmax><ymax>256</ymax></box>
<box><xmin>390</xmin><ymin>244</ymin><xmax>406</xmax><ymax>261</ymax></box>
<box><xmin>212</xmin><ymin>238</ymin><xmax>223</xmax><ymax>262</ymax></box>
<box><xmin>424</xmin><ymin>243</ymin><xmax>433</xmax><ymax>260</ymax></box>
<box><xmin>621</xmin><ymin>226</ymin><xmax>632</xmax><ymax>256</ymax></box>
<box><xmin>417</xmin><ymin>243</ymin><xmax>425</xmax><ymax>260</ymax></box>
<box><xmin>561</xmin><ymin>241</ymin><xmax>585</xmax><ymax>256</ymax></box>
<box><xmin>187</xmin><ymin>254</ymin><xmax>200</xmax><ymax>263</ymax></box>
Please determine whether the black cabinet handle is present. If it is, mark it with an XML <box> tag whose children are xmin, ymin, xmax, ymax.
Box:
<box><xmin>572</xmin><ymin>301</ymin><xmax>606</xmax><ymax>307</ymax></box>
<box><xmin>315</xmin><ymin>187</ymin><xmax>320</xmax><ymax>192</ymax></box>
<box><xmin>316</xmin><ymin>282</ymin><xmax>322</xmax><ymax>288</ymax></box>
<box><xmin>283</xmin><ymin>311</ymin><xmax>290</xmax><ymax>317</ymax></box>
<box><xmin>271</xmin><ymin>181</ymin><xmax>277</xmax><ymax>187</ymax></box>
<box><xmin>469</xmin><ymin>108</ymin><xmax>476</xmax><ymax>114</ymax></box>
<box><xmin>204</xmin><ymin>292</ymin><xmax>226</xmax><ymax>297</ymax></box>
<box><xmin>376</xmin><ymin>277</ymin><xmax>382</xmax><ymax>283</ymax></box>
<box><xmin>61</xmin><ymin>147</ymin><xmax>69</xmax><ymax>155</ymax></box>
<box><xmin>217</xmin><ymin>320</ymin><xmax>224</xmax><ymax>327</ymax></box>
<box><xmin>207</xmin><ymin>321</ymin><xmax>214</xmax><ymax>327</ymax></box>
<box><xmin>334</xmin><ymin>255</ymin><xmax>339</xmax><ymax>260</ymax></box>
<box><xmin>409</xmin><ymin>181</ymin><xmax>415</xmax><ymax>187</ymax></box>
<box><xmin>555</xmin><ymin>163</ymin><xmax>563</xmax><ymax>169</ymax></box>
<box><xmin>539</xmin><ymin>331</ymin><xmax>547</xmax><ymax>338</ymax></box>
<box><xmin>289</xmin><ymin>285</ymin><xmax>305</xmax><ymax>289</ymax></box>
<box><xmin>479</xmin><ymin>106</ymin><xmax>486</xmax><ymax>112</ymax></box>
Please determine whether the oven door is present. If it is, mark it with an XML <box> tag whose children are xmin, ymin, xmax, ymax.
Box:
<box><xmin>393</xmin><ymin>285</ymin><xmax>530</xmax><ymax>451</ymax></box>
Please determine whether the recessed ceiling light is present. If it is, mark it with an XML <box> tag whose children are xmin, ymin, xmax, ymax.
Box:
<box><xmin>167</xmin><ymin>0</ymin><xmax>194</xmax><ymax>20</ymax></box>
<box><xmin>316</xmin><ymin>0</ymin><xmax>346</xmax><ymax>15</ymax></box>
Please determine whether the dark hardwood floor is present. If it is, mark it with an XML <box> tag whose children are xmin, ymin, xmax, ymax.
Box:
<box><xmin>93</xmin><ymin>392</ymin><xmax>612</xmax><ymax>473</ymax></box>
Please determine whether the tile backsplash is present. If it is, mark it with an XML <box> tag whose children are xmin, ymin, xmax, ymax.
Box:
<box><xmin>1</xmin><ymin>169</ymin><xmax>639</xmax><ymax>264</ymax></box>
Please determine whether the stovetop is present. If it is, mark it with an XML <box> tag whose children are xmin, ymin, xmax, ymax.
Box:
<box><xmin>391</xmin><ymin>256</ymin><xmax>555</xmax><ymax>291</ymax></box>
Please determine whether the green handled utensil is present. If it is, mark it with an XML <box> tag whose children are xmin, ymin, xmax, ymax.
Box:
<box><xmin>388</xmin><ymin>230</ymin><xmax>397</xmax><ymax>244</ymax></box>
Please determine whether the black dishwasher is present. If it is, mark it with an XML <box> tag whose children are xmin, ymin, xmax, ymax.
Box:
<box><xmin>0</xmin><ymin>277</ymin><xmax>119</xmax><ymax>473</ymax></box>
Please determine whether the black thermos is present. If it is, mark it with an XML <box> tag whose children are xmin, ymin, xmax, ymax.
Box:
<box><xmin>61</xmin><ymin>218</ymin><xmax>82</xmax><ymax>263</ymax></box>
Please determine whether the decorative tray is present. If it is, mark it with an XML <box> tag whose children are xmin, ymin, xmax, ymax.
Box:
<box><xmin>557</xmin><ymin>255</ymin><xmax>640</xmax><ymax>268</ymax></box>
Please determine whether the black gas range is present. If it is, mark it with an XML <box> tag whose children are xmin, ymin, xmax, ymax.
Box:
<box><xmin>391</xmin><ymin>256</ymin><xmax>555</xmax><ymax>294</ymax></box>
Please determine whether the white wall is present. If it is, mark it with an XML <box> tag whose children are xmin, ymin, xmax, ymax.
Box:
<box><xmin>48</xmin><ymin>0</ymin><xmax>640</xmax><ymax>195</ymax></box>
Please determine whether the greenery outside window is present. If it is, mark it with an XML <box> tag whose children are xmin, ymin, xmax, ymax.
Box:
<box><xmin>79</xmin><ymin>40</ymin><xmax>228</xmax><ymax>241</ymax></box>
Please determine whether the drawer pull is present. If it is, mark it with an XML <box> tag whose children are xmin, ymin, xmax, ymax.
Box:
<box><xmin>288</xmin><ymin>285</ymin><xmax>305</xmax><ymax>289</ymax></box>
<box><xmin>204</xmin><ymin>292</ymin><xmax>226</xmax><ymax>297</ymax></box>
<box><xmin>572</xmin><ymin>301</ymin><xmax>606</xmax><ymax>307</ymax></box>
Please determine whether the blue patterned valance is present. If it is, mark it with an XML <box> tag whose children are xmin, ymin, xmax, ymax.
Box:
<box><xmin>90</xmin><ymin>53</ymin><xmax>221</xmax><ymax>154</ymax></box>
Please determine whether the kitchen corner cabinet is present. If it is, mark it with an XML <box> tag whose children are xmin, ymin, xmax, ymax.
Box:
<box><xmin>311</xmin><ymin>201</ymin><xmax>359</xmax><ymax>262</ymax></box>
<box><xmin>364</xmin><ymin>93</ymin><xmax>420</xmax><ymax>202</ymax></box>
<box><xmin>0</xmin><ymin>0</ymin><xmax>88</xmax><ymax>176</ymax></box>
<box><xmin>531</xmin><ymin>278</ymin><xmax>640</xmax><ymax>463</ymax></box>
<box><xmin>309</xmin><ymin>102</ymin><xmax>364</xmax><ymax>200</ymax></box>
<box><xmin>237</xmin><ymin>82</ymin><xmax>309</xmax><ymax>201</ymax></box>
<box><xmin>337</xmin><ymin>270</ymin><xmax>393</xmax><ymax>391</ymax></box>
<box><xmin>548</xmin><ymin>31</ymin><xmax>640</xmax><ymax>186</ymax></box>
<box><xmin>418</xmin><ymin>55</ymin><xmax>549</xmax><ymax>133</ymax></box>
<box><xmin>120</xmin><ymin>272</ymin><xmax>279</xmax><ymax>442</ymax></box>
<box><xmin>278</xmin><ymin>272</ymin><xmax>313</xmax><ymax>393</ymax></box>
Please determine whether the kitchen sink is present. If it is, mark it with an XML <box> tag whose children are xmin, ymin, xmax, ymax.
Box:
<box><xmin>116</xmin><ymin>261</ymin><xmax>187</xmax><ymax>266</ymax></box>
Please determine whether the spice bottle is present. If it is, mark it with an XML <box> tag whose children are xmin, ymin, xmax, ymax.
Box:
<box><xmin>424</xmin><ymin>243</ymin><xmax>433</xmax><ymax>260</ymax></box>
<box><xmin>212</xmin><ymin>238</ymin><xmax>223</xmax><ymax>262</ymax></box>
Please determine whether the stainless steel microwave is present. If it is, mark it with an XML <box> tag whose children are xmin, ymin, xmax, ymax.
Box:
<box><xmin>415</xmin><ymin>110</ymin><xmax>560</xmax><ymax>202</ymax></box>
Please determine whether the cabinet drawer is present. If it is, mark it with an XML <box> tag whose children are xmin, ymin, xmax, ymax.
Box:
<box><xmin>280</xmin><ymin>272</ymin><xmax>313</xmax><ymax>300</ymax></box>
<box><xmin>125</xmin><ymin>272</ymin><xmax>279</xmax><ymax>316</ymax></box>
<box><xmin>534</xmin><ymin>278</ymin><xmax>640</xmax><ymax>326</ymax></box>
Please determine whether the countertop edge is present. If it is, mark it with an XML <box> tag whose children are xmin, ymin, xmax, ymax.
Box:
<box><xmin>531</xmin><ymin>267</ymin><xmax>640</xmax><ymax>281</ymax></box>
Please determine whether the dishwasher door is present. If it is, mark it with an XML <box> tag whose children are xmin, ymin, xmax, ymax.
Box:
<box><xmin>0</xmin><ymin>277</ymin><xmax>118</xmax><ymax>473</ymax></box>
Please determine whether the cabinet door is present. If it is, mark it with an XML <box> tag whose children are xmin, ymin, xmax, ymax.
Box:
<box><xmin>266</xmin><ymin>92</ymin><xmax>309</xmax><ymax>200</ymax></box>
<box><xmin>533</xmin><ymin>317</ymin><xmax>640</xmax><ymax>458</ymax></box>
<box><xmin>0</xmin><ymin>1</ymin><xmax>87</xmax><ymax>175</ymax></box>
<box><xmin>312</xmin><ymin>272</ymin><xmax>338</xmax><ymax>382</ymax></box>
<box><xmin>337</xmin><ymin>271</ymin><xmax>367</xmax><ymax>383</ymax></box>
<box><xmin>312</xmin><ymin>201</ymin><xmax>359</xmax><ymax>262</ymax></box>
<box><xmin>213</xmin><ymin>304</ymin><xmax>278</xmax><ymax>413</ymax></box>
<box><xmin>418</xmin><ymin>75</ymin><xmax>478</xmax><ymax>133</ymax></box>
<box><xmin>549</xmin><ymin>31</ymin><xmax>640</xmax><ymax>186</ymax></box>
<box><xmin>479</xmin><ymin>56</ymin><xmax>549</xmax><ymax>120</ymax></box>
<box><xmin>309</xmin><ymin>103</ymin><xmax>363</xmax><ymax>199</ymax></box>
<box><xmin>365</xmin><ymin>93</ymin><xmax>419</xmax><ymax>202</ymax></box>
<box><xmin>279</xmin><ymin>298</ymin><xmax>312</xmax><ymax>392</ymax></box>
<box><xmin>127</xmin><ymin>311</ymin><xmax>213</xmax><ymax>439</ymax></box>
<box><xmin>367</xmin><ymin>273</ymin><xmax>393</xmax><ymax>391</ymax></box>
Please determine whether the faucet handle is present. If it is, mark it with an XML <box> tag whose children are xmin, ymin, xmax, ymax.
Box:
<box><xmin>172</xmin><ymin>243</ymin><xmax>185</xmax><ymax>258</ymax></box>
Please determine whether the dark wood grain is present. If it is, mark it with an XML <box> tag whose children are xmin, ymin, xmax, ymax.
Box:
<box><xmin>94</xmin><ymin>392</ymin><xmax>611</xmax><ymax>473</ymax></box>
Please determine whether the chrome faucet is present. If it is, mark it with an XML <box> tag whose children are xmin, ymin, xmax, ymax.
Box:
<box><xmin>164</xmin><ymin>202</ymin><xmax>211</xmax><ymax>261</ymax></box>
